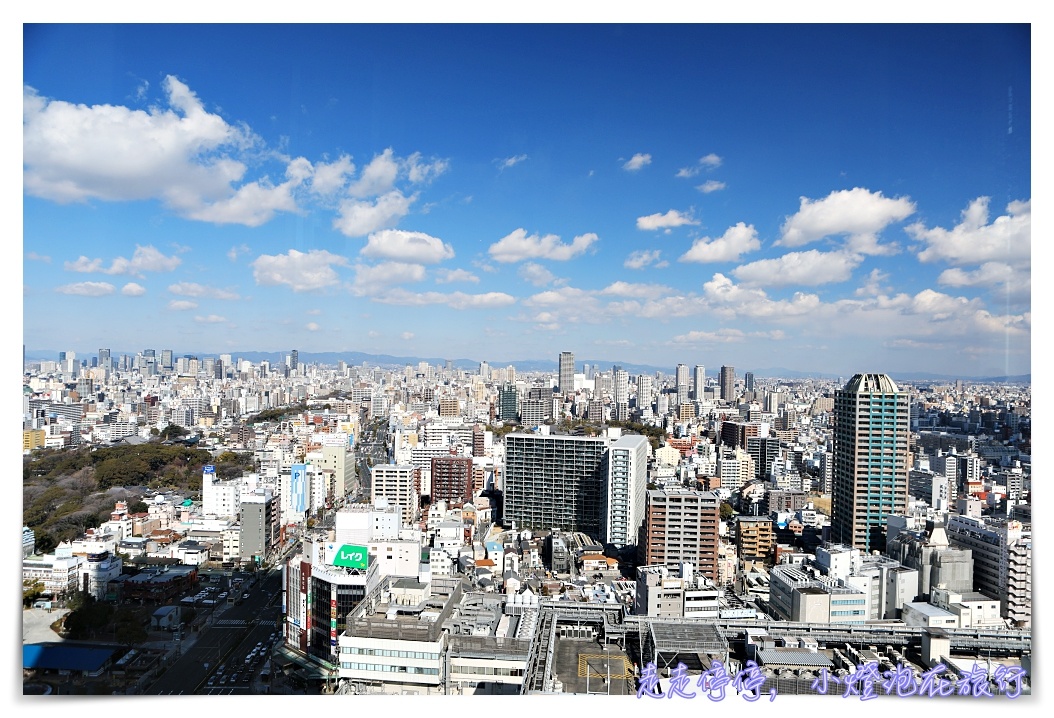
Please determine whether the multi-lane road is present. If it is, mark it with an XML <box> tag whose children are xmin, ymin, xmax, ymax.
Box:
<box><xmin>146</xmin><ymin>569</ymin><xmax>284</xmax><ymax>695</ymax></box>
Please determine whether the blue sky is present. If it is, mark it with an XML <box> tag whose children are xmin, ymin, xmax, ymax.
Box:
<box><xmin>21</xmin><ymin>23</ymin><xmax>1032</xmax><ymax>377</ymax></box>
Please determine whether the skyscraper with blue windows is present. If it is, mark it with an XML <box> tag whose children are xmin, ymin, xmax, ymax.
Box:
<box><xmin>830</xmin><ymin>373</ymin><xmax>909</xmax><ymax>552</ymax></box>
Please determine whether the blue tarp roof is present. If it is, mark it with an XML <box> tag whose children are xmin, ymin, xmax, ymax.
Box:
<box><xmin>23</xmin><ymin>644</ymin><xmax>116</xmax><ymax>672</ymax></box>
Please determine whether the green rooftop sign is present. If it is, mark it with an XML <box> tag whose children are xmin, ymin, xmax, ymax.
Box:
<box><xmin>331</xmin><ymin>544</ymin><xmax>368</xmax><ymax>569</ymax></box>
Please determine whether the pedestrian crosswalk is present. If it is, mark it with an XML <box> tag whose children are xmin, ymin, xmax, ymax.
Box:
<box><xmin>213</xmin><ymin>619</ymin><xmax>248</xmax><ymax>627</ymax></box>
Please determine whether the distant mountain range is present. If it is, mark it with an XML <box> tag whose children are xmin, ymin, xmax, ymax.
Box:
<box><xmin>24</xmin><ymin>349</ymin><xmax>1029</xmax><ymax>384</ymax></box>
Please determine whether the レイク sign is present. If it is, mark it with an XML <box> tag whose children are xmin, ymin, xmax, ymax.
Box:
<box><xmin>332</xmin><ymin>544</ymin><xmax>368</xmax><ymax>569</ymax></box>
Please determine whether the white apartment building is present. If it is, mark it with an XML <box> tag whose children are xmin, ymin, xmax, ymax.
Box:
<box><xmin>370</xmin><ymin>464</ymin><xmax>420</xmax><ymax>527</ymax></box>
<box><xmin>604</xmin><ymin>433</ymin><xmax>648</xmax><ymax>548</ymax></box>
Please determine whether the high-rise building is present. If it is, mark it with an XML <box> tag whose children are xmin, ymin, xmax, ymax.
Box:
<box><xmin>675</xmin><ymin>363</ymin><xmax>690</xmax><ymax>407</ymax></box>
<box><xmin>98</xmin><ymin>348</ymin><xmax>111</xmax><ymax>373</ymax></box>
<box><xmin>744</xmin><ymin>372</ymin><xmax>755</xmax><ymax>392</ymax></box>
<box><xmin>637</xmin><ymin>488</ymin><xmax>720</xmax><ymax>581</ymax></box>
<box><xmin>945</xmin><ymin>515</ymin><xmax>1031</xmax><ymax>627</ymax></box>
<box><xmin>370</xmin><ymin>464</ymin><xmax>421</xmax><ymax>526</ymax></box>
<box><xmin>438</xmin><ymin>397</ymin><xmax>460</xmax><ymax>417</ymax></box>
<box><xmin>719</xmin><ymin>365</ymin><xmax>735</xmax><ymax>401</ymax></box>
<box><xmin>160</xmin><ymin>349</ymin><xmax>173</xmax><ymax>371</ymax></box>
<box><xmin>290</xmin><ymin>349</ymin><xmax>299</xmax><ymax>372</ymax></box>
<box><xmin>497</xmin><ymin>382</ymin><xmax>518</xmax><ymax>422</ymax></box>
<box><xmin>504</xmin><ymin>433</ymin><xmax>606</xmax><ymax>536</ymax></box>
<box><xmin>830</xmin><ymin>373</ymin><xmax>909</xmax><ymax>552</ymax></box>
<box><xmin>692</xmin><ymin>365</ymin><xmax>706</xmax><ymax>400</ymax></box>
<box><xmin>430</xmin><ymin>456</ymin><xmax>474</xmax><ymax>504</ymax></box>
<box><xmin>604</xmin><ymin>434</ymin><xmax>648</xmax><ymax>547</ymax></box>
<box><xmin>613</xmin><ymin>367</ymin><xmax>630</xmax><ymax>422</ymax></box>
<box><xmin>558</xmin><ymin>351</ymin><xmax>575</xmax><ymax>396</ymax></box>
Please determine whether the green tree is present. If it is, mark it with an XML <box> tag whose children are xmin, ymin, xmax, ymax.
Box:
<box><xmin>34</xmin><ymin>532</ymin><xmax>57</xmax><ymax>555</ymax></box>
<box><xmin>23</xmin><ymin>580</ymin><xmax>45</xmax><ymax>606</ymax></box>
<box><xmin>159</xmin><ymin>424</ymin><xmax>189</xmax><ymax>440</ymax></box>
<box><xmin>128</xmin><ymin>501</ymin><xmax>150</xmax><ymax>514</ymax></box>
<box><xmin>114</xmin><ymin>609</ymin><xmax>148</xmax><ymax>647</ymax></box>
<box><xmin>720</xmin><ymin>502</ymin><xmax>735</xmax><ymax>521</ymax></box>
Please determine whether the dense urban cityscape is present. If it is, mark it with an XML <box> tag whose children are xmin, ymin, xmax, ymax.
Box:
<box><xmin>22</xmin><ymin>22</ymin><xmax>1031</xmax><ymax>704</ymax></box>
<box><xmin>21</xmin><ymin>348</ymin><xmax>1031</xmax><ymax>698</ymax></box>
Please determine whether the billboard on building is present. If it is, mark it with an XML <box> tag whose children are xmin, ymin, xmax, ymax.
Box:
<box><xmin>328</xmin><ymin>543</ymin><xmax>369</xmax><ymax>570</ymax></box>
<box><xmin>291</xmin><ymin>463</ymin><xmax>307</xmax><ymax>513</ymax></box>
<box><xmin>203</xmin><ymin>464</ymin><xmax>215</xmax><ymax>474</ymax></box>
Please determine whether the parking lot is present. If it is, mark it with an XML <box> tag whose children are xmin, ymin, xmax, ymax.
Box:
<box><xmin>551</xmin><ymin>637</ymin><xmax>636</xmax><ymax>696</ymax></box>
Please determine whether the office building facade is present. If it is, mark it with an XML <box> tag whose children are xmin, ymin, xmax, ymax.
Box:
<box><xmin>719</xmin><ymin>366</ymin><xmax>735</xmax><ymax>401</ymax></box>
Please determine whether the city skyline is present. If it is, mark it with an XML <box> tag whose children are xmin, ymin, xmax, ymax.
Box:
<box><xmin>23</xmin><ymin>24</ymin><xmax>1031</xmax><ymax>378</ymax></box>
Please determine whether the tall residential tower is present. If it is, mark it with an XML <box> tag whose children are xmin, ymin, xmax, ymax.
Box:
<box><xmin>558</xmin><ymin>351</ymin><xmax>575</xmax><ymax>397</ymax></box>
<box><xmin>830</xmin><ymin>373</ymin><xmax>909</xmax><ymax>552</ymax></box>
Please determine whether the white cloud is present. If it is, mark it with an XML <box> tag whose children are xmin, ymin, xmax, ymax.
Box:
<box><xmin>676</xmin><ymin>153</ymin><xmax>722</xmax><ymax>178</ymax></box>
<box><xmin>679</xmin><ymin>222</ymin><xmax>761</xmax><ymax>263</ymax></box>
<box><xmin>624</xmin><ymin>249</ymin><xmax>668</xmax><ymax>270</ymax></box>
<box><xmin>732</xmin><ymin>249</ymin><xmax>861</xmax><ymax>287</ymax></box>
<box><xmin>168</xmin><ymin>300</ymin><xmax>198</xmax><ymax>310</ymax></box>
<box><xmin>251</xmin><ymin>249</ymin><xmax>349</xmax><ymax>291</ymax></box>
<box><xmin>185</xmin><ymin>159</ymin><xmax>308</xmax><ymax>226</ymax></box>
<box><xmin>24</xmin><ymin>78</ymin><xmax>448</xmax><ymax>232</ymax></box>
<box><xmin>521</xmin><ymin>286</ymin><xmax>605</xmax><ymax>325</ymax></box>
<box><xmin>699</xmin><ymin>153</ymin><xmax>722</xmax><ymax>168</ymax></box>
<box><xmin>854</xmin><ymin>268</ymin><xmax>891</xmax><ymax>297</ymax></box>
<box><xmin>519</xmin><ymin>262</ymin><xmax>560</xmax><ymax>287</ymax></box>
<box><xmin>26</xmin><ymin>252</ymin><xmax>51</xmax><ymax>263</ymax></box>
<box><xmin>347</xmin><ymin>148</ymin><xmax>399</xmax><ymax>197</ymax></box>
<box><xmin>622</xmin><ymin>153</ymin><xmax>652</xmax><ymax>171</ymax></box>
<box><xmin>697</xmin><ymin>180</ymin><xmax>726</xmax><ymax>194</ymax></box>
<box><xmin>373</xmin><ymin>288</ymin><xmax>516</xmax><ymax>309</ymax></box>
<box><xmin>496</xmin><ymin>154</ymin><xmax>528</xmax><ymax>170</ymax></box>
<box><xmin>334</xmin><ymin>190</ymin><xmax>415</xmax><ymax>237</ymax></box>
<box><xmin>351</xmin><ymin>261</ymin><xmax>426</xmax><ymax>296</ymax></box>
<box><xmin>310</xmin><ymin>154</ymin><xmax>355</xmax><ymax>195</ymax></box>
<box><xmin>63</xmin><ymin>245</ymin><xmax>181</xmax><ymax>277</ymax></box>
<box><xmin>360</xmin><ymin>229</ymin><xmax>454</xmax><ymax>264</ymax></box>
<box><xmin>405</xmin><ymin>152</ymin><xmax>449</xmax><ymax>184</ymax></box>
<box><xmin>168</xmin><ymin>282</ymin><xmax>240</xmax><ymax>299</ymax></box>
<box><xmin>778</xmin><ymin>187</ymin><xmax>915</xmax><ymax>254</ymax></box>
<box><xmin>672</xmin><ymin>328</ymin><xmax>748</xmax><ymax>343</ymax></box>
<box><xmin>937</xmin><ymin>262</ymin><xmax>1015</xmax><ymax>288</ymax></box>
<box><xmin>23</xmin><ymin>76</ymin><xmax>282</xmax><ymax>223</ymax></box>
<box><xmin>401</xmin><ymin>332</ymin><xmax>415</xmax><ymax>340</ymax></box>
<box><xmin>909</xmin><ymin>197</ymin><xmax>1031</xmax><ymax>267</ymax></box>
<box><xmin>306</xmin><ymin>322</ymin><xmax>320</xmax><ymax>331</ymax></box>
<box><xmin>434</xmin><ymin>268</ymin><xmax>479</xmax><ymax>284</ymax></box>
<box><xmin>636</xmin><ymin>209</ymin><xmax>699</xmax><ymax>231</ymax></box>
<box><xmin>227</xmin><ymin>244</ymin><xmax>251</xmax><ymax>262</ymax></box>
<box><xmin>64</xmin><ymin>257</ymin><xmax>104</xmax><ymax>273</ymax></box>
<box><xmin>702</xmin><ymin>273</ymin><xmax>823</xmax><ymax>320</ymax></box>
<box><xmin>599</xmin><ymin>281</ymin><xmax>672</xmax><ymax>299</ymax></box>
<box><xmin>488</xmin><ymin>229</ymin><xmax>598</xmax><ymax>263</ymax></box>
<box><xmin>55</xmin><ymin>281</ymin><xmax>114</xmax><ymax>296</ymax></box>
<box><xmin>121</xmin><ymin>282</ymin><xmax>146</xmax><ymax>296</ymax></box>
<box><xmin>194</xmin><ymin>314</ymin><xmax>227</xmax><ymax>323</ymax></box>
